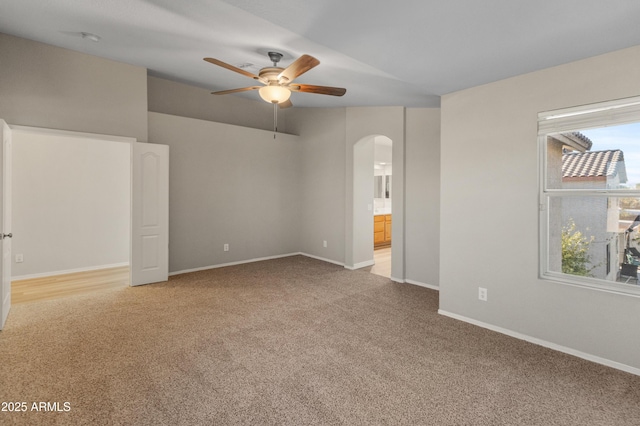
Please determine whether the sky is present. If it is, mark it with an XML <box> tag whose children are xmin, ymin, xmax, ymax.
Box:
<box><xmin>581</xmin><ymin>122</ymin><xmax>640</xmax><ymax>188</ymax></box>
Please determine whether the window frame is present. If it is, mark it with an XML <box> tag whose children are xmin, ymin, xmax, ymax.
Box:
<box><xmin>538</xmin><ymin>96</ymin><xmax>640</xmax><ymax>297</ymax></box>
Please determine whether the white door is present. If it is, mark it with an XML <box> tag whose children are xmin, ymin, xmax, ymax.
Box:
<box><xmin>131</xmin><ymin>142</ymin><xmax>169</xmax><ymax>286</ymax></box>
<box><xmin>1</xmin><ymin>121</ymin><xmax>12</xmax><ymax>329</ymax></box>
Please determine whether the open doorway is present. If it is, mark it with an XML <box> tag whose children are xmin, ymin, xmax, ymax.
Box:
<box><xmin>371</xmin><ymin>136</ymin><xmax>392</xmax><ymax>278</ymax></box>
<box><xmin>10</xmin><ymin>128</ymin><xmax>131</xmax><ymax>303</ymax></box>
<box><xmin>349</xmin><ymin>134</ymin><xmax>398</xmax><ymax>278</ymax></box>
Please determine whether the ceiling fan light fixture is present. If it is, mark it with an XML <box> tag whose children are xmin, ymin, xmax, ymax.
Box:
<box><xmin>259</xmin><ymin>85</ymin><xmax>291</xmax><ymax>104</ymax></box>
<box><xmin>204</xmin><ymin>52</ymin><xmax>345</xmax><ymax>107</ymax></box>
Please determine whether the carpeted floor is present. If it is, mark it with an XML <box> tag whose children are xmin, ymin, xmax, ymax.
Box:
<box><xmin>1</xmin><ymin>255</ymin><xmax>639</xmax><ymax>425</ymax></box>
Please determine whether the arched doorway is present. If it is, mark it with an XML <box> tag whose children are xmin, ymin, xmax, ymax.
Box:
<box><xmin>371</xmin><ymin>136</ymin><xmax>393</xmax><ymax>277</ymax></box>
<box><xmin>346</xmin><ymin>133</ymin><xmax>404</xmax><ymax>281</ymax></box>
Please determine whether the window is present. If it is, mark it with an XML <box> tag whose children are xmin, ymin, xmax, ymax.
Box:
<box><xmin>539</xmin><ymin>96</ymin><xmax>640</xmax><ymax>295</ymax></box>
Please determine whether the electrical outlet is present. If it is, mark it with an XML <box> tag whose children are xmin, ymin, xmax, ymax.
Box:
<box><xmin>15</xmin><ymin>253</ymin><xmax>24</xmax><ymax>263</ymax></box>
<box><xmin>478</xmin><ymin>287</ymin><xmax>488</xmax><ymax>301</ymax></box>
<box><xmin>323</xmin><ymin>240</ymin><xmax>327</xmax><ymax>248</ymax></box>
<box><xmin>224</xmin><ymin>244</ymin><xmax>229</xmax><ymax>252</ymax></box>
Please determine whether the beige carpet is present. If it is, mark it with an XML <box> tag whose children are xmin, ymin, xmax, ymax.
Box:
<box><xmin>1</xmin><ymin>255</ymin><xmax>639</xmax><ymax>425</ymax></box>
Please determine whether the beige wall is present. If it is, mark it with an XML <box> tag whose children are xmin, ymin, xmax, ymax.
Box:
<box><xmin>0</xmin><ymin>33</ymin><xmax>148</xmax><ymax>141</ymax></box>
<box><xmin>406</xmin><ymin>108</ymin><xmax>440</xmax><ymax>287</ymax></box>
<box><xmin>149</xmin><ymin>76</ymin><xmax>442</xmax><ymax>285</ymax></box>
<box><xmin>288</xmin><ymin>107</ymin><xmax>348</xmax><ymax>263</ymax></box>
<box><xmin>148</xmin><ymin>76</ymin><xmax>294</xmax><ymax>134</ymax></box>
<box><xmin>148</xmin><ymin>112</ymin><xmax>301</xmax><ymax>273</ymax></box>
<box><xmin>440</xmin><ymin>45</ymin><xmax>640</xmax><ymax>370</ymax></box>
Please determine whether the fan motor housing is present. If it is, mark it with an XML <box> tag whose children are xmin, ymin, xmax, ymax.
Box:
<box><xmin>259</xmin><ymin>67</ymin><xmax>284</xmax><ymax>82</ymax></box>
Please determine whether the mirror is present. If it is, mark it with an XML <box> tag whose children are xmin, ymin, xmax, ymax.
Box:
<box><xmin>374</xmin><ymin>175</ymin><xmax>391</xmax><ymax>199</ymax></box>
<box><xmin>385</xmin><ymin>175</ymin><xmax>391</xmax><ymax>199</ymax></box>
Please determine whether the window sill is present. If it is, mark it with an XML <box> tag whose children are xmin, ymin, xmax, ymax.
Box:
<box><xmin>541</xmin><ymin>271</ymin><xmax>640</xmax><ymax>298</ymax></box>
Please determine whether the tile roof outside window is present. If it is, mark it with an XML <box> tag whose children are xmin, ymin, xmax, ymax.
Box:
<box><xmin>562</xmin><ymin>149</ymin><xmax>625</xmax><ymax>179</ymax></box>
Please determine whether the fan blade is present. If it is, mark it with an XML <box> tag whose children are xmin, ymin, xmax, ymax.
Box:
<box><xmin>279</xmin><ymin>100</ymin><xmax>293</xmax><ymax>109</ymax></box>
<box><xmin>289</xmin><ymin>84</ymin><xmax>346</xmax><ymax>96</ymax></box>
<box><xmin>212</xmin><ymin>86</ymin><xmax>261</xmax><ymax>95</ymax></box>
<box><xmin>204</xmin><ymin>57</ymin><xmax>262</xmax><ymax>81</ymax></box>
<box><xmin>278</xmin><ymin>54</ymin><xmax>320</xmax><ymax>83</ymax></box>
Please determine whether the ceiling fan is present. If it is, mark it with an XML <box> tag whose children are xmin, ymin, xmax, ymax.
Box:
<box><xmin>203</xmin><ymin>52</ymin><xmax>346</xmax><ymax>108</ymax></box>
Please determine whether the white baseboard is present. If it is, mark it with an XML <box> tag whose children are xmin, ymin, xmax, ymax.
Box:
<box><xmin>13</xmin><ymin>262</ymin><xmax>130</xmax><ymax>281</ymax></box>
<box><xmin>169</xmin><ymin>252</ymin><xmax>301</xmax><ymax>276</ymax></box>
<box><xmin>299</xmin><ymin>252</ymin><xmax>345</xmax><ymax>267</ymax></box>
<box><xmin>438</xmin><ymin>309</ymin><xmax>640</xmax><ymax>377</ymax></box>
<box><xmin>170</xmin><ymin>252</ymin><xmax>348</xmax><ymax>277</ymax></box>
<box><xmin>344</xmin><ymin>259</ymin><xmax>375</xmax><ymax>270</ymax></box>
<box><xmin>404</xmin><ymin>279</ymin><xmax>439</xmax><ymax>291</ymax></box>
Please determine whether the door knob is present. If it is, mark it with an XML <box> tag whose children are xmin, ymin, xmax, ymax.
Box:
<box><xmin>1</xmin><ymin>233</ymin><xmax>12</xmax><ymax>239</ymax></box>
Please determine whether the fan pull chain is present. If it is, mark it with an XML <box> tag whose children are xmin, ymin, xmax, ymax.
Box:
<box><xmin>273</xmin><ymin>102</ymin><xmax>278</xmax><ymax>139</ymax></box>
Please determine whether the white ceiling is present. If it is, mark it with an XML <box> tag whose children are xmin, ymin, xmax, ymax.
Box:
<box><xmin>374</xmin><ymin>136</ymin><xmax>392</xmax><ymax>166</ymax></box>
<box><xmin>2</xmin><ymin>0</ymin><xmax>640</xmax><ymax>108</ymax></box>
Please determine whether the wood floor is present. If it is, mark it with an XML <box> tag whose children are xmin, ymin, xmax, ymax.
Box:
<box><xmin>369</xmin><ymin>247</ymin><xmax>391</xmax><ymax>278</ymax></box>
<box><xmin>11</xmin><ymin>266</ymin><xmax>130</xmax><ymax>304</ymax></box>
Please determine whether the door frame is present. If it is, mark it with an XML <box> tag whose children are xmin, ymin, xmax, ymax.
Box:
<box><xmin>1</xmin><ymin>120</ymin><xmax>12</xmax><ymax>329</ymax></box>
<box><xmin>8</xmin><ymin>125</ymin><xmax>137</xmax><ymax>286</ymax></box>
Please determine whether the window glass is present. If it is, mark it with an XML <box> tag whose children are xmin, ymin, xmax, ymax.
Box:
<box><xmin>546</xmin><ymin>123</ymin><xmax>640</xmax><ymax>190</ymax></box>
<box><xmin>546</xmin><ymin>196</ymin><xmax>640</xmax><ymax>284</ymax></box>
<box><xmin>542</xmin><ymin>116</ymin><xmax>640</xmax><ymax>292</ymax></box>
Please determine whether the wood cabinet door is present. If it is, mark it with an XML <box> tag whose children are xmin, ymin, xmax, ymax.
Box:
<box><xmin>384</xmin><ymin>215</ymin><xmax>392</xmax><ymax>242</ymax></box>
